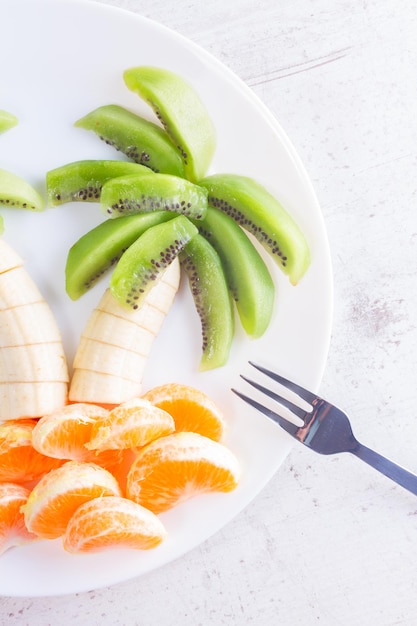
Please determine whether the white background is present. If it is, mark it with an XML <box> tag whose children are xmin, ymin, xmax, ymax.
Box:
<box><xmin>2</xmin><ymin>0</ymin><xmax>417</xmax><ymax>624</ymax></box>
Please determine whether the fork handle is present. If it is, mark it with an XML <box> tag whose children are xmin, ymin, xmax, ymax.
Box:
<box><xmin>351</xmin><ymin>443</ymin><xmax>417</xmax><ymax>495</ymax></box>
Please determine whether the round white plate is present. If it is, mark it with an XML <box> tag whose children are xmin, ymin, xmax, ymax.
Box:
<box><xmin>0</xmin><ymin>0</ymin><xmax>333</xmax><ymax>597</ymax></box>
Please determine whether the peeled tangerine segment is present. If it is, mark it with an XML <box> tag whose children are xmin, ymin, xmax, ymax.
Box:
<box><xmin>110</xmin><ymin>214</ymin><xmax>198</xmax><ymax>309</ymax></box>
<box><xmin>46</xmin><ymin>159</ymin><xmax>151</xmax><ymax>206</ymax></box>
<box><xmin>126</xmin><ymin>432</ymin><xmax>240</xmax><ymax>514</ymax></box>
<box><xmin>0</xmin><ymin>110</ymin><xmax>18</xmax><ymax>134</ymax></box>
<box><xmin>180</xmin><ymin>234</ymin><xmax>234</xmax><ymax>370</ymax></box>
<box><xmin>124</xmin><ymin>66</ymin><xmax>216</xmax><ymax>182</ymax></box>
<box><xmin>63</xmin><ymin>496</ymin><xmax>167</xmax><ymax>553</ymax></box>
<box><xmin>65</xmin><ymin>211</ymin><xmax>175</xmax><ymax>300</ymax></box>
<box><xmin>75</xmin><ymin>104</ymin><xmax>185</xmax><ymax>177</ymax></box>
<box><xmin>196</xmin><ymin>207</ymin><xmax>275</xmax><ymax>338</ymax></box>
<box><xmin>0</xmin><ymin>168</ymin><xmax>44</xmax><ymax>211</ymax></box>
<box><xmin>199</xmin><ymin>174</ymin><xmax>311</xmax><ymax>285</ymax></box>
<box><xmin>100</xmin><ymin>172</ymin><xmax>208</xmax><ymax>219</ymax></box>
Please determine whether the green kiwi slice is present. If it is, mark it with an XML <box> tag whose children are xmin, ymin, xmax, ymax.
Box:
<box><xmin>75</xmin><ymin>104</ymin><xmax>185</xmax><ymax>177</ymax></box>
<box><xmin>100</xmin><ymin>173</ymin><xmax>208</xmax><ymax>219</ymax></box>
<box><xmin>65</xmin><ymin>211</ymin><xmax>175</xmax><ymax>300</ymax></box>
<box><xmin>0</xmin><ymin>168</ymin><xmax>44</xmax><ymax>211</ymax></box>
<box><xmin>123</xmin><ymin>66</ymin><xmax>216</xmax><ymax>182</ymax></box>
<box><xmin>46</xmin><ymin>159</ymin><xmax>152</xmax><ymax>206</ymax></box>
<box><xmin>180</xmin><ymin>234</ymin><xmax>234</xmax><ymax>370</ymax></box>
<box><xmin>110</xmin><ymin>215</ymin><xmax>198</xmax><ymax>309</ymax></box>
<box><xmin>199</xmin><ymin>174</ymin><xmax>311</xmax><ymax>285</ymax></box>
<box><xmin>195</xmin><ymin>206</ymin><xmax>275</xmax><ymax>338</ymax></box>
<box><xmin>0</xmin><ymin>110</ymin><xmax>18</xmax><ymax>134</ymax></box>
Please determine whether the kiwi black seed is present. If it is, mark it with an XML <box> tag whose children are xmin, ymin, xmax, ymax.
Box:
<box><xmin>74</xmin><ymin>104</ymin><xmax>185</xmax><ymax>178</ymax></box>
<box><xmin>100</xmin><ymin>173</ymin><xmax>208</xmax><ymax>220</ymax></box>
<box><xmin>179</xmin><ymin>234</ymin><xmax>234</xmax><ymax>370</ymax></box>
<box><xmin>46</xmin><ymin>160</ymin><xmax>151</xmax><ymax>206</ymax></box>
<box><xmin>194</xmin><ymin>206</ymin><xmax>275</xmax><ymax>338</ymax></box>
<box><xmin>65</xmin><ymin>211</ymin><xmax>175</xmax><ymax>300</ymax></box>
<box><xmin>199</xmin><ymin>174</ymin><xmax>311</xmax><ymax>286</ymax></box>
<box><xmin>123</xmin><ymin>66</ymin><xmax>216</xmax><ymax>182</ymax></box>
<box><xmin>110</xmin><ymin>215</ymin><xmax>198</xmax><ymax>309</ymax></box>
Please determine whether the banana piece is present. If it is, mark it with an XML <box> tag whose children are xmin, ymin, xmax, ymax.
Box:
<box><xmin>0</xmin><ymin>238</ymin><xmax>69</xmax><ymax>420</ymax></box>
<box><xmin>69</xmin><ymin>258</ymin><xmax>180</xmax><ymax>405</ymax></box>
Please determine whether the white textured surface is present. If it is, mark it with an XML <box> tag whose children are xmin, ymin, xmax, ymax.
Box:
<box><xmin>2</xmin><ymin>0</ymin><xmax>417</xmax><ymax>623</ymax></box>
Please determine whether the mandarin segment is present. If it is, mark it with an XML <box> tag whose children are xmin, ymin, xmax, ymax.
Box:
<box><xmin>142</xmin><ymin>383</ymin><xmax>225</xmax><ymax>441</ymax></box>
<box><xmin>0</xmin><ymin>419</ymin><xmax>63</xmax><ymax>484</ymax></box>
<box><xmin>22</xmin><ymin>461</ymin><xmax>121</xmax><ymax>539</ymax></box>
<box><xmin>85</xmin><ymin>398</ymin><xmax>175</xmax><ymax>452</ymax></box>
<box><xmin>30</xmin><ymin>403</ymin><xmax>122</xmax><ymax>469</ymax></box>
<box><xmin>126</xmin><ymin>432</ymin><xmax>240</xmax><ymax>514</ymax></box>
<box><xmin>0</xmin><ymin>483</ymin><xmax>38</xmax><ymax>555</ymax></box>
<box><xmin>63</xmin><ymin>495</ymin><xmax>166</xmax><ymax>553</ymax></box>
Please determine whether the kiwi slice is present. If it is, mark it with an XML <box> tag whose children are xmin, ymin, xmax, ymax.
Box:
<box><xmin>100</xmin><ymin>172</ymin><xmax>208</xmax><ymax>219</ymax></box>
<box><xmin>0</xmin><ymin>168</ymin><xmax>44</xmax><ymax>211</ymax></box>
<box><xmin>0</xmin><ymin>110</ymin><xmax>18</xmax><ymax>134</ymax></box>
<box><xmin>110</xmin><ymin>215</ymin><xmax>198</xmax><ymax>309</ymax></box>
<box><xmin>199</xmin><ymin>174</ymin><xmax>311</xmax><ymax>285</ymax></box>
<box><xmin>75</xmin><ymin>104</ymin><xmax>185</xmax><ymax>177</ymax></box>
<box><xmin>180</xmin><ymin>234</ymin><xmax>234</xmax><ymax>370</ymax></box>
<box><xmin>46</xmin><ymin>159</ymin><xmax>152</xmax><ymax>206</ymax></box>
<box><xmin>123</xmin><ymin>66</ymin><xmax>216</xmax><ymax>182</ymax></box>
<box><xmin>196</xmin><ymin>206</ymin><xmax>275</xmax><ymax>338</ymax></box>
<box><xmin>65</xmin><ymin>211</ymin><xmax>175</xmax><ymax>300</ymax></box>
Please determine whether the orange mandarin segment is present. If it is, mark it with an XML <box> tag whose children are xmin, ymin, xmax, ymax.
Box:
<box><xmin>22</xmin><ymin>461</ymin><xmax>121</xmax><ymax>539</ymax></box>
<box><xmin>0</xmin><ymin>419</ymin><xmax>63</xmax><ymax>483</ymax></box>
<box><xmin>31</xmin><ymin>403</ymin><xmax>122</xmax><ymax>469</ymax></box>
<box><xmin>142</xmin><ymin>383</ymin><xmax>226</xmax><ymax>441</ymax></box>
<box><xmin>63</xmin><ymin>496</ymin><xmax>166</xmax><ymax>553</ymax></box>
<box><xmin>85</xmin><ymin>398</ymin><xmax>175</xmax><ymax>452</ymax></box>
<box><xmin>126</xmin><ymin>431</ymin><xmax>240</xmax><ymax>514</ymax></box>
<box><xmin>0</xmin><ymin>483</ymin><xmax>38</xmax><ymax>555</ymax></box>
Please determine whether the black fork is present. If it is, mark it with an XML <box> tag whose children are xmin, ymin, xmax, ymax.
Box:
<box><xmin>233</xmin><ymin>362</ymin><xmax>417</xmax><ymax>496</ymax></box>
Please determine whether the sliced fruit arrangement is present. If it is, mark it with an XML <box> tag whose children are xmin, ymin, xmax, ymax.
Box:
<box><xmin>0</xmin><ymin>483</ymin><xmax>37</xmax><ymax>555</ymax></box>
<box><xmin>46</xmin><ymin>159</ymin><xmax>151</xmax><ymax>206</ymax></box>
<box><xmin>0</xmin><ymin>168</ymin><xmax>44</xmax><ymax>212</ymax></box>
<box><xmin>47</xmin><ymin>67</ymin><xmax>311</xmax><ymax>371</ymax></box>
<box><xmin>100</xmin><ymin>172</ymin><xmax>208</xmax><ymax>219</ymax></box>
<box><xmin>123</xmin><ymin>66</ymin><xmax>216</xmax><ymax>182</ymax></box>
<box><xmin>0</xmin><ymin>384</ymin><xmax>240</xmax><ymax>555</ymax></box>
<box><xmin>75</xmin><ymin>104</ymin><xmax>186</xmax><ymax>177</ymax></box>
<box><xmin>69</xmin><ymin>258</ymin><xmax>180</xmax><ymax>404</ymax></box>
<box><xmin>199</xmin><ymin>174</ymin><xmax>310</xmax><ymax>286</ymax></box>
<box><xmin>0</xmin><ymin>237</ymin><xmax>69</xmax><ymax>420</ymax></box>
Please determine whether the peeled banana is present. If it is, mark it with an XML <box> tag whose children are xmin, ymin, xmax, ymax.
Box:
<box><xmin>69</xmin><ymin>258</ymin><xmax>180</xmax><ymax>405</ymax></box>
<box><xmin>0</xmin><ymin>238</ymin><xmax>69</xmax><ymax>420</ymax></box>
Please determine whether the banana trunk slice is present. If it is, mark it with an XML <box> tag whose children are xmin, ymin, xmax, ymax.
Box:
<box><xmin>0</xmin><ymin>238</ymin><xmax>69</xmax><ymax>420</ymax></box>
<box><xmin>69</xmin><ymin>258</ymin><xmax>180</xmax><ymax>405</ymax></box>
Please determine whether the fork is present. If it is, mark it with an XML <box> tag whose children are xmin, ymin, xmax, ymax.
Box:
<box><xmin>233</xmin><ymin>362</ymin><xmax>417</xmax><ymax>496</ymax></box>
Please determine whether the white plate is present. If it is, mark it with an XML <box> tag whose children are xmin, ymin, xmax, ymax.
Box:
<box><xmin>0</xmin><ymin>0</ymin><xmax>333</xmax><ymax>597</ymax></box>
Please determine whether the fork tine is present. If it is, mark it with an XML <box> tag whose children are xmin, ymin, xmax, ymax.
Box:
<box><xmin>240</xmin><ymin>375</ymin><xmax>307</xmax><ymax>420</ymax></box>
<box><xmin>249</xmin><ymin>362</ymin><xmax>317</xmax><ymax>404</ymax></box>
<box><xmin>231</xmin><ymin>388</ymin><xmax>299</xmax><ymax>436</ymax></box>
